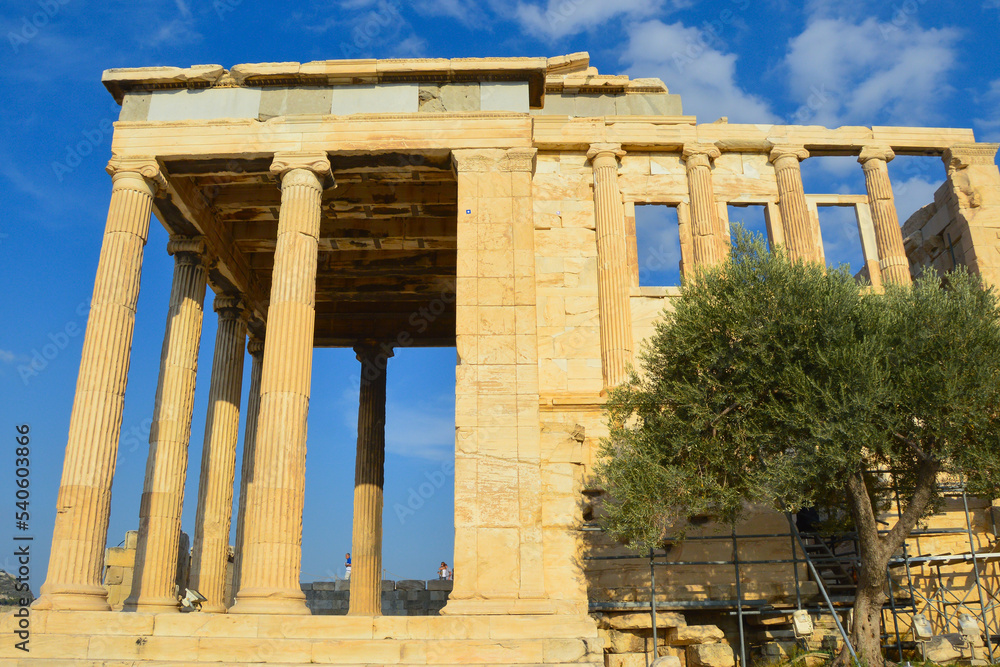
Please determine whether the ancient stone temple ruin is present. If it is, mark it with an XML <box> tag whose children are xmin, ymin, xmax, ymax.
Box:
<box><xmin>4</xmin><ymin>53</ymin><xmax>1000</xmax><ymax>665</ymax></box>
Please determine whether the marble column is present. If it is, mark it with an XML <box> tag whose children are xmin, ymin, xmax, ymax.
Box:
<box><xmin>768</xmin><ymin>144</ymin><xmax>815</xmax><ymax>262</ymax></box>
<box><xmin>683</xmin><ymin>143</ymin><xmax>727</xmax><ymax>268</ymax></box>
<box><xmin>36</xmin><ymin>157</ymin><xmax>163</xmax><ymax>611</ymax></box>
<box><xmin>230</xmin><ymin>152</ymin><xmax>330</xmax><ymax>615</ymax></box>
<box><xmin>859</xmin><ymin>146</ymin><xmax>911</xmax><ymax>285</ymax></box>
<box><xmin>189</xmin><ymin>295</ymin><xmax>248</xmax><ymax>612</ymax></box>
<box><xmin>230</xmin><ymin>334</ymin><xmax>263</xmax><ymax>606</ymax></box>
<box><xmin>348</xmin><ymin>344</ymin><xmax>393</xmax><ymax>616</ymax></box>
<box><xmin>124</xmin><ymin>236</ymin><xmax>211</xmax><ymax>613</ymax></box>
<box><xmin>587</xmin><ymin>142</ymin><xmax>633</xmax><ymax>390</ymax></box>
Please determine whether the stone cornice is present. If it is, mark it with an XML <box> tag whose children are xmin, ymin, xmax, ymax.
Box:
<box><xmin>451</xmin><ymin>148</ymin><xmax>537</xmax><ymax>173</ymax></box>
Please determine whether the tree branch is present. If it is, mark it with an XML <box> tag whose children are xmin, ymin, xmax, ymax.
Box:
<box><xmin>882</xmin><ymin>458</ymin><xmax>941</xmax><ymax>555</ymax></box>
<box><xmin>893</xmin><ymin>432</ymin><xmax>933</xmax><ymax>463</ymax></box>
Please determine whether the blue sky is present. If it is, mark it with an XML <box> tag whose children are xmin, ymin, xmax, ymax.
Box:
<box><xmin>1</xmin><ymin>0</ymin><xmax>998</xmax><ymax>590</ymax></box>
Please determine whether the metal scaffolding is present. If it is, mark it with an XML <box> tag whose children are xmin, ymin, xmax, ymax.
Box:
<box><xmin>585</xmin><ymin>484</ymin><xmax>999</xmax><ymax>666</ymax></box>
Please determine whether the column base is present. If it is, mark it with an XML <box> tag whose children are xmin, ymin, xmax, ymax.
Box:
<box><xmin>229</xmin><ymin>587</ymin><xmax>311</xmax><ymax>615</ymax></box>
<box><xmin>121</xmin><ymin>595</ymin><xmax>181</xmax><ymax>613</ymax></box>
<box><xmin>32</xmin><ymin>583</ymin><xmax>112</xmax><ymax>612</ymax></box>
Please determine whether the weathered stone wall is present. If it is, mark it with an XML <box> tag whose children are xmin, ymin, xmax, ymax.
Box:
<box><xmin>303</xmin><ymin>579</ymin><xmax>452</xmax><ymax>616</ymax></box>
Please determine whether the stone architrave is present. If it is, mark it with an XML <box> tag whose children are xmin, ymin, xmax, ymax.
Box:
<box><xmin>230</xmin><ymin>334</ymin><xmax>263</xmax><ymax>606</ymax></box>
<box><xmin>768</xmin><ymin>144</ymin><xmax>814</xmax><ymax>262</ymax></box>
<box><xmin>230</xmin><ymin>152</ymin><xmax>330</xmax><ymax>615</ymax></box>
<box><xmin>859</xmin><ymin>146</ymin><xmax>911</xmax><ymax>285</ymax></box>
<box><xmin>189</xmin><ymin>295</ymin><xmax>248</xmax><ymax>613</ymax></box>
<box><xmin>683</xmin><ymin>143</ymin><xmax>727</xmax><ymax>268</ymax></box>
<box><xmin>587</xmin><ymin>142</ymin><xmax>633</xmax><ymax>391</ymax></box>
<box><xmin>124</xmin><ymin>236</ymin><xmax>211</xmax><ymax>613</ymax></box>
<box><xmin>35</xmin><ymin>157</ymin><xmax>163</xmax><ymax>611</ymax></box>
<box><xmin>348</xmin><ymin>343</ymin><xmax>393</xmax><ymax>616</ymax></box>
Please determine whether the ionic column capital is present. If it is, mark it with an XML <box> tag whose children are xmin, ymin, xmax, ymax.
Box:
<box><xmin>270</xmin><ymin>152</ymin><xmax>332</xmax><ymax>190</ymax></box>
<box><xmin>943</xmin><ymin>143</ymin><xmax>1000</xmax><ymax>170</ymax></box>
<box><xmin>354</xmin><ymin>342</ymin><xmax>395</xmax><ymax>363</ymax></box>
<box><xmin>106</xmin><ymin>155</ymin><xmax>166</xmax><ymax>195</ymax></box>
<box><xmin>858</xmin><ymin>146</ymin><xmax>895</xmax><ymax>166</ymax></box>
<box><xmin>767</xmin><ymin>144</ymin><xmax>810</xmax><ymax>164</ymax></box>
<box><xmin>682</xmin><ymin>143</ymin><xmax>722</xmax><ymax>168</ymax></box>
<box><xmin>213</xmin><ymin>294</ymin><xmax>249</xmax><ymax>322</ymax></box>
<box><xmin>167</xmin><ymin>235</ymin><xmax>213</xmax><ymax>268</ymax></box>
<box><xmin>587</xmin><ymin>142</ymin><xmax>626</xmax><ymax>165</ymax></box>
<box><xmin>247</xmin><ymin>335</ymin><xmax>265</xmax><ymax>358</ymax></box>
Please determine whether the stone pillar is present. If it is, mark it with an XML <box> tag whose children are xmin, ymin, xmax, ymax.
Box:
<box><xmin>230</xmin><ymin>152</ymin><xmax>330</xmax><ymax>615</ymax></box>
<box><xmin>348</xmin><ymin>344</ymin><xmax>393</xmax><ymax>616</ymax></box>
<box><xmin>124</xmin><ymin>236</ymin><xmax>211</xmax><ymax>613</ymax></box>
<box><xmin>768</xmin><ymin>144</ymin><xmax>815</xmax><ymax>262</ymax></box>
<box><xmin>683</xmin><ymin>143</ymin><xmax>727</xmax><ymax>268</ymax></box>
<box><xmin>188</xmin><ymin>295</ymin><xmax>248</xmax><ymax>612</ymax></box>
<box><xmin>942</xmin><ymin>143</ymin><xmax>1000</xmax><ymax>288</ymax></box>
<box><xmin>231</xmin><ymin>334</ymin><xmax>263</xmax><ymax>606</ymax></box>
<box><xmin>35</xmin><ymin>157</ymin><xmax>163</xmax><ymax>611</ymax></box>
<box><xmin>859</xmin><ymin>146</ymin><xmax>911</xmax><ymax>285</ymax></box>
<box><xmin>587</xmin><ymin>142</ymin><xmax>633</xmax><ymax>390</ymax></box>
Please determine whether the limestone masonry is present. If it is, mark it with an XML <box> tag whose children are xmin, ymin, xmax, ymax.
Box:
<box><xmin>4</xmin><ymin>53</ymin><xmax>999</xmax><ymax>666</ymax></box>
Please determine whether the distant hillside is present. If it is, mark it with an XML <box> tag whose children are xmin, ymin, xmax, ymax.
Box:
<box><xmin>0</xmin><ymin>570</ymin><xmax>32</xmax><ymax>605</ymax></box>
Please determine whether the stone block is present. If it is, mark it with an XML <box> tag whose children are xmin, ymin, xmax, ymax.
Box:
<box><xmin>259</xmin><ymin>86</ymin><xmax>334</xmax><ymax>119</ymax></box>
<box><xmin>608</xmin><ymin>653</ymin><xmax>648</xmax><ymax>667</ymax></box>
<box><xmin>480</xmin><ymin>82</ymin><xmax>530</xmax><ymax>113</ymax></box>
<box><xmin>119</xmin><ymin>93</ymin><xmax>151</xmax><ymax>121</ymax></box>
<box><xmin>335</xmin><ymin>579</ymin><xmax>350</xmax><ymax>591</ymax></box>
<box><xmin>653</xmin><ymin>656</ymin><xmax>684</xmax><ymax>667</ymax></box>
<box><xmin>687</xmin><ymin>643</ymin><xmax>735</xmax><ymax>667</ymax></box>
<box><xmin>311</xmin><ymin>580</ymin><xmax>337</xmax><ymax>591</ymax></box>
<box><xmin>427</xmin><ymin>579</ymin><xmax>454</xmax><ymax>591</ymax></box>
<box><xmin>669</xmin><ymin>625</ymin><xmax>725</xmax><ymax>645</ymax></box>
<box><xmin>105</xmin><ymin>547</ymin><xmax>134</xmax><ymax>568</ymax></box>
<box><xmin>146</xmin><ymin>87</ymin><xmax>262</xmax><ymax>121</ymax></box>
<box><xmin>330</xmin><ymin>83</ymin><xmax>419</xmax><ymax>115</ymax></box>
<box><xmin>396</xmin><ymin>579</ymin><xmax>426</xmax><ymax>591</ymax></box>
<box><xmin>924</xmin><ymin>634</ymin><xmax>964</xmax><ymax>663</ymax></box>
<box><xmin>607</xmin><ymin>611</ymin><xmax>686</xmax><ymax>631</ymax></box>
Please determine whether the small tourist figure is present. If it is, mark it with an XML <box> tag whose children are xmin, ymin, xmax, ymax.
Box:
<box><xmin>438</xmin><ymin>561</ymin><xmax>452</xmax><ymax>580</ymax></box>
<box><xmin>345</xmin><ymin>552</ymin><xmax>352</xmax><ymax>580</ymax></box>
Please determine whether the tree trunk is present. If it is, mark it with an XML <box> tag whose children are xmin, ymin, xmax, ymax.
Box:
<box><xmin>833</xmin><ymin>461</ymin><xmax>940</xmax><ymax>667</ymax></box>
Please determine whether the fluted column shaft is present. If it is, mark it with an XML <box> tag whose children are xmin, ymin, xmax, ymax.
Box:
<box><xmin>231</xmin><ymin>335</ymin><xmax>263</xmax><ymax>606</ymax></box>
<box><xmin>683</xmin><ymin>143</ymin><xmax>726</xmax><ymax>268</ymax></box>
<box><xmin>587</xmin><ymin>142</ymin><xmax>633</xmax><ymax>390</ymax></box>
<box><xmin>769</xmin><ymin>145</ymin><xmax>814</xmax><ymax>262</ymax></box>
<box><xmin>125</xmin><ymin>236</ymin><xmax>210</xmax><ymax>613</ymax></box>
<box><xmin>36</xmin><ymin>158</ymin><xmax>162</xmax><ymax>611</ymax></box>
<box><xmin>231</xmin><ymin>153</ymin><xmax>330</xmax><ymax>615</ymax></box>
<box><xmin>860</xmin><ymin>146</ymin><xmax>911</xmax><ymax>285</ymax></box>
<box><xmin>189</xmin><ymin>296</ymin><xmax>248</xmax><ymax>612</ymax></box>
<box><xmin>349</xmin><ymin>344</ymin><xmax>392</xmax><ymax>616</ymax></box>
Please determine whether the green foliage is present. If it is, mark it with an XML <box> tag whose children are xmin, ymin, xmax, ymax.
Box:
<box><xmin>597</xmin><ymin>228</ymin><xmax>1000</xmax><ymax>549</ymax></box>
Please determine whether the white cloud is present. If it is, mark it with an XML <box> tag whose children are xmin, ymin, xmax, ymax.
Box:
<box><xmin>515</xmin><ymin>0</ymin><xmax>667</xmax><ymax>39</ymax></box>
<box><xmin>621</xmin><ymin>20</ymin><xmax>778</xmax><ymax>124</ymax></box>
<box><xmin>892</xmin><ymin>175</ymin><xmax>941</xmax><ymax>224</ymax></box>
<box><xmin>784</xmin><ymin>17</ymin><xmax>960</xmax><ymax>127</ymax></box>
<box><xmin>0</xmin><ymin>349</ymin><xmax>17</xmax><ymax>364</ymax></box>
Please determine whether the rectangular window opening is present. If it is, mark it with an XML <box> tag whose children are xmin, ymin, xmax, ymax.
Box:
<box><xmin>633</xmin><ymin>204</ymin><xmax>682</xmax><ymax>287</ymax></box>
<box><xmin>815</xmin><ymin>204</ymin><xmax>867</xmax><ymax>278</ymax></box>
<box><xmin>727</xmin><ymin>204</ymin><xmax>770</xmax><ymax>249</ymax></box>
